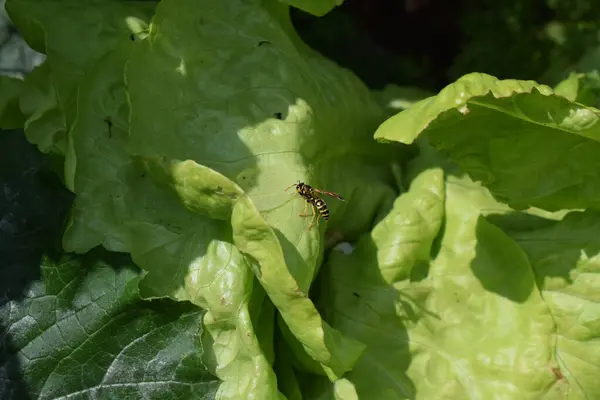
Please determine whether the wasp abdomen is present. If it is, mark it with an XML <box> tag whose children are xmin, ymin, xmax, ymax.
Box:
<box><xmin>287</xmin><ymin>181</ymin><xmax>343</xmax><ymax>229</ymax></box>
<box><xmin>313</xmin><ymin>198</ymin><xmax>329</xmax><ymax>220</ymax></box>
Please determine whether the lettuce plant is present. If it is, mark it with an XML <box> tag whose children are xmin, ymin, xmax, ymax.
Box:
<box><xmin>1</xmin><ymin>0</ymin><xmax>599</xmax><ymax>399</ymax></box>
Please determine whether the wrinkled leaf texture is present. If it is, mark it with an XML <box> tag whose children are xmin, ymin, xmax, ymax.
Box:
<box><xmin>0</xmin><ymin>130</ymin><xmax>219</xmax><ymax>399</ymax></box>
<box><xmin>7</xmin><ymin>0</ymin><xmax>399</xmax><ymax>398</ymax></box>
<box><xmin>7</xmin><ymin>1</ymin><xmax>598</xmax><ymax>400</ymax></box>
<box><xmin>302</xmin><ymin>146</ymin><xmax>599</xmax><ymax>399</ymax></box>
<box><xmin>375</xmin><ymin>72</ymin><xmax>600</xmax><ymax>212</ymax></box>
<box><xmin>0</xmin><ymin>250</ymin><xmax>220</xmax><ymax>399</ymax></box>
<box><xmin>6</xmin><ymin>0</ymin><xmax>157</xmax><ymax>158</ymax></box>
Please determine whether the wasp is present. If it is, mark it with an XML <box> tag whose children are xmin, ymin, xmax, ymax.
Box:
<box><xmin>285</xmin><ymin>181</ymin><xmax>345</xmax><ymax>229</ymax></box>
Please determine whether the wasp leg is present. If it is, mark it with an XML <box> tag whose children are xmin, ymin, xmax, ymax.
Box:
<box><xmin>307</xmin><ymin>204</ymin><xmax>318</xmax><ymax>230</ymax></box>
<box><xmin>298</xmin><ymin>201</ymin><xmax>310</xmax><ymax>217</ymax></box>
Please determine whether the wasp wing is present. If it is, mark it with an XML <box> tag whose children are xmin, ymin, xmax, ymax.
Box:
<box><xmin>313</xmin><ymin>188</ymin><xmax>345</xmax><ymax>201</ymax></box>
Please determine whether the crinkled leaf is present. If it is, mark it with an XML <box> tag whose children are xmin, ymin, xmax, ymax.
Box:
<box><xmin>553</xmin><ymin>71</ymin><xmax>600</xmax><ymax>108</ymax></box>
<box><xmin>124</xmin><ymin>0</ymin><xmax>396</xmax><ymax>245</ymax></box>
<box><xmin>0</xmin><ymin>76</ymin><xmax>25</xmax><ymax>129</ymax></box>
<box><xmin>17</xmin><ymin>62</ymin><xmax>66</xmax><ymax>155</ymax></box>
<box><xmin>142</xmin><ymin>156</ymin><xmax>244</xmax><ymax>220</ymax></box>
<box><xmin>124</xmin><ymin>0</ymin><xmax>392</xmax><ymax>380</ymax></box>
<box><xmin>61</xmin><ymin>41</ymin><xmax>278</xmax><ymax>400</ymax></box>
<box><xmin>63</xmin><ymin>0</ymin><xmax>396</xmax><ymax>395</ymax></box>
<box><xmin>0</xmin><ymin>131</ymin><xmax>219</xmax><ymax>398</ymax></box>
<box><xmin>309</xmin><ymin>151</ymin><xmax>572</xmax><ymax>399</ymax></box>
<box><xmin>0</xmin><ymin>250</ymin><xmax>220</xmax><ymax>399</ymax></box>
<box><xmin>505</xmin><ymin>211</ymin><xmax>600</xmax><ymax>399</ymax></box>
<box><xmin>5</xmin><ymin>0</ymin><xmax>156</xmax><ymax>156</ymax></box>
<box><xmin>375</xmin><ymin>72</ymin><xmax>600</xmax><ymax>212</ymax></box>
<box><xmin>138</xmin><ymin>156</ymin><xmax>366</xmax><ymax>380</ymax></box>
<box><xmin>231</xmin><ymin>182</ymin><xmax>365</xmax><ymax>379</ymax></box>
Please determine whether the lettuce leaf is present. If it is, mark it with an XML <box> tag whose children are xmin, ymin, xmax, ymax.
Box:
<box><xmin>57</xmin><ymin>0</ymin><xmax>397</xmax><ymax>397</ymax></box>
<box><xmin>5</xmin><ymin>0</ymin><xmax>157</xmax><ymax>156</ymax></box>
<box><xmin>9</xmin><ymin>2</ymin><xmax>598</xmax><ymax>399</ymax></box>
<box><xmin>305</xmin><ymin>147</ymin><xmax>599</xmax><ymax>398</ymax></box>
<box><xmin>506</xmin><ymin>211</ymin><xmax>600</xmax><ymax>399</ymax></box>
<box><xmin>281</xmin><ymin>0</ymin><xmax>343</xmax><ymax>16</ymax></box>
<box><xmin>17</xmin><ymin>62</ymin><xmax>66</xmax><ymax>155</ymax></box>
<box><xmin>374</xmin><ymin>72</ymin><xmax>600</xmax><ymax>212</ymax></box>
<box><xmin>61</xmin><ymin>35</ymin><xmax>279</xmax><ymax>400</ymax></box>
<box><xmin>554</xmin><ymin>71</ymin><xmax>600</xmax><ymax>108</ymax></box>
<box><xmin>0</xmin><ymin>130</ymin><xmax>219</xmax><ymax>399</ymax></box>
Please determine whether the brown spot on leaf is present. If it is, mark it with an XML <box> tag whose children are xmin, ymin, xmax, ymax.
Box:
<box><xmin>551</xmin><ymin>367</ymin><xmax>564</xmax><ymax>381</ymax></box>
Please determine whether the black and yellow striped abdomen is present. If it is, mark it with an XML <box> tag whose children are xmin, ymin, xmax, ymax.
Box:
<box><xmin>287</xmin><ymin>181</ymin><xmax>344</xmax><ymax>229</ymax></box>
<box><xmin>310</xmin><ymin>197</ymin><xmax>329</xmax><ymax>220</ymax></box>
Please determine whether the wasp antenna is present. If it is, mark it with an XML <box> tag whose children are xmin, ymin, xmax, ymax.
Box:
<box><xmin>284</xmin><ymin>183</ymin><xmax>296</xmax><ymax>192</ymax></box>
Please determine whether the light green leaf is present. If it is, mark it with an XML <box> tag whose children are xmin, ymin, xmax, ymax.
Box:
<box><xmin>138</xmin><ymin>155</ymin><xmax>365</xmax><ymax>380</ymax></box>
<box><xmin>125</xmin><ymin>0</ymin><xmax>396</xmax><ymax>246</ymax></box>
<box><xmin>231</xmin><ymin>186</ymin><xmax>365</xmax><ymax>379</ymax></box>
<box><xmin>507</xmin><ymin>211</ymin><xmax>600</xmax><ymax>399</ymax></box>
<box><xmin>309</xmin><ymin>151</ymin><xmax>565</xmax><ymax>399</ymax></box>
<box><xmin>123</xmin><ymin>0</ymin><xmax>395</xmax><ymax>378</ymax></box>
<box><xmin>0</xmin><ymin>76</ymin><xmax>25</xmax><ymax>129</ymax></box>
<box><xmin>142</xmin><ymin>156</ymin><xmax>244</xmax><ymax>220</ymax></box>
<box><xmin>375</xmin><ymin>72</ymin><xmax>600</xmax><ymax>211</ymax></box>
<box><xmin>554</xmin><ymin>70</ymin><xmax>600</xmax><ymax>108</ymax></box>
<box><xmin>554</xmin><ymin>71</ymin><xmax>580</xmax><ymax>102</ymax></box>
<box><xmin>0</xmin><ymin>250</ymin><xmax>220</xmax><ymax>399</ymax></box>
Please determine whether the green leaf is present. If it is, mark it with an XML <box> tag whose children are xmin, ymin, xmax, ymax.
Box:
<box><xmin>280</xmin><ymin>0</ymin><xmax>343</xmax><ymax>16</ymax></box>
<box><xmin>308</xmin><ymin>150</ymin><xmax>575</xmax><ymax>399</ymax></box>
<box><xmin>18</xmin><ymin>62</ymin><xmax>66</xmax><ymax>155</ymax></box>
<box><xmin>0</xmin><ymin>76</ymin><xmax>25</xmax><ymax>129</ymax></box>
<box><xmin>375</xmin><ymin>72</ymin><xmax>600</xmax><ymax>211</ymax></box>
<box><xmin>553</xmin><ymin>71</ymin><xmax>580</xmax><ymax>102</ymax></box>
<box><xmin>141</xmin><ymin>155</ymin><xmax>363</xmax><ymax>377</ymax></box>
<box><xmin>124</xmin><ymin>0</ymin><xmax>396</xmax><ymax>242</ymax></box>
<box><xmin>141</xmin><ymin>156</ymin><xmax>245</xmax><ymax>221</ymax></box>
<box><xmin>133</xmin><ymin>155</ymin><xmax>366</xmax><ymax>381</ymax></box>
<box><xmin>230</xmin><ymin>184</ymin><xmax>366</xmax><ymax>380</ymax></box>
<box><xmin>124</xmin><ymin>0</ymin><xmax>395</xmax><ymax>379</ymax></box>
<box><xmin>0</xmin><ymin>250</ymin><xmax>220</xmax><ymax>399</ymax></box>
<box><xmin>554</xmin><ymin>70</ymin><xmax>600</xmax><ymax>108</ymax></box>
<box><xmin>62</xmin><ymin>35</ymin><xmax>280</xmax><ymax>400</ymax></box>
<box><xmin>0</xmin><ymin>130</ymin><xmax>219</xmax><ymax>397</ymax></box>
<box><xmin>62</xmin><ymin>0</ymin><xmax>397</xmax><ymax>395</ymax></box>
<box><xmin>5</xmin><ymin>0</ymin><xmax>157</xmax><ymax>156</ymax></box>
<box><xmin>505</xmin><ymin>211</ymin><xmax>600</xmax><ymax>399</ymax></box>
<box><xmin>274</xmin><ymin>337</ymin><xmax>303</xmax><ymax>400</ymax></box>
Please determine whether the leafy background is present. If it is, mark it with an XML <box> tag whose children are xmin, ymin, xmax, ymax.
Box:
<box><xmin>1</xmin><ymin>0</ymin><xmax>600</xmax><ymax>399</ymax></box>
